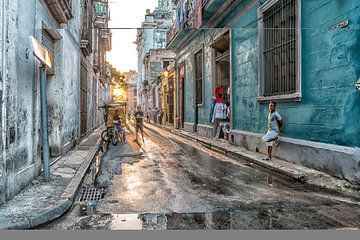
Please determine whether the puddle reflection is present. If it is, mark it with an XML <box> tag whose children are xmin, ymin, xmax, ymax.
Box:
<box><xmin>109</xmin><ymin>207</ymin><xmax>345</xmax><ymax>230</ymax></box>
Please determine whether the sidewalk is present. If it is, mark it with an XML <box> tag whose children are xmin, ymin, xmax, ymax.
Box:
<box><xmin>145</xmin><ymin>123</ymin><xmax>360</xmax><ymax>198</ymax></box>
<box><xmin>0</xmin><ymin>128</ymin><xmax>102</xmax><ymax>230</ymax></box>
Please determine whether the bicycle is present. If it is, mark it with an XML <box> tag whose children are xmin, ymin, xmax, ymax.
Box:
<box><xmin>99</xmin><ymin>103</ymin><xmax>127</xmax><ymax>149</ymax></box>
<box><xmin>99</xmin><ymin>105</ymin><xmax>117</xmax><ymax>150</ymax></box>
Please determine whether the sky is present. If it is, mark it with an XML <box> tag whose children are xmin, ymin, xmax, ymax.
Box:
<box><xmin>106</xmin><ymin>0</ymin><xmax>159</xmax><ymax>72</ymax></box>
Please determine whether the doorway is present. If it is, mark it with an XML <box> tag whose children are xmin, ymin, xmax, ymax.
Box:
<box><xmin>178</xmin><ymin>64</ymin><xmax>185</xmax><ymax>129</ymax></box>
<box><xmin>212</xmin><ymin>31</ymin><xmax>230</xmax><ymax>103</ymax></box>
<box><xmin>167</xmin><ymin>77</ymin><xmax>174</xmax><ymax>124</ymax></box>
<box><xmin>211</xmin><ymin>31</ymin><xmax>230</xmax><ymax>139</ymax></box>
<box><xmin>80</xmin><ymin>61</ymin><xmax>88</xmax><ymax>136</ymax></box>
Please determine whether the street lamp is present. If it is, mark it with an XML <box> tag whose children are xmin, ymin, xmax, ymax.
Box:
<box><xmin>113</xmin><ymin>87</ymin><xmax>123</xmax><ymax>97</ymax></box>
<box><xmin>163</xmin><ymin>70</ymin><xmax>169</xmax><ymax>78</ymax></box>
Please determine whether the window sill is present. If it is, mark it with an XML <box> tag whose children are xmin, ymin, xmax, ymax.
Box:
<box><xmin>257</xmin><ymin>93</ymin><xmax>302</xmax><ymax>103</ymax></box>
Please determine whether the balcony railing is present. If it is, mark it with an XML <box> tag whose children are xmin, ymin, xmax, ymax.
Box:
<box><xmin>45</xmin><ymin>0</ymin><xmax>73</xmax><ymax>24</ymax></box>
<box><xmin>167</xmin><ymin>0</ymin><xmax>205</xmax><ymax>47</ymax></box>
<box><xmin>81</xmin><ymin>28</ymin><xmax>93</xmax><ymax>56</ymax></box>
<box><xmin>93</xmin><ymin>50</ymin><xmax>100</xmax><ymax>73</ymax></box>
<box><xmin>100</xmin><ymin>29</ymin><xmax>112</xmax><ymax>51</ymax></box>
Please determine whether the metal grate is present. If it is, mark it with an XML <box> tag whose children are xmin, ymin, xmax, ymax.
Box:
<box><xmin>263</xmin><ymin>0</ymin><xmax>297</xmax><ymax>96</ymax></box>
<box><xmin>77</xmin><ymin>187</ymin><xmax>105</xmax><ymax>202</ymax></box>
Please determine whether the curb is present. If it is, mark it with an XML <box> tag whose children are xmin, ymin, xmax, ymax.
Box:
<box><xmin>0</xmin><ymin>137</ymin><xmax>101</xmax><ymax>230</ymax></box>
<box><xmin>145</xmin><ymin>123</ymin><xmax>307</xmax><ymax>182</ymax></box>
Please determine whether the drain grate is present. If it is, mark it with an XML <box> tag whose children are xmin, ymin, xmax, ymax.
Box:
<box><xmin>77</xmin><ymin>187</ymin><xmax>105</xmax><ymax>202</ymax></box>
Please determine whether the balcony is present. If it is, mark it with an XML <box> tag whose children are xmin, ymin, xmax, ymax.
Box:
<box><xmin>81</xmin><ymin>29</ymin><xmax>93</xmax><ymax>56</ymax></box>
<box><xmin>93</xmin><ymin>50</ymin><xmax>100</xmax><ymax>73</ymax></box>
<box><xmin>94</xmin><ymin>1</ymin><xmax>109</xmax><ymax>28</ymax></box>
<box><xmin>100</xmin><ymin>29</ymin><xmax>112</xmax><ymax>51</ymax></box>
<box><xmin>45</xmin><ymin>0</ymin><xmax>73</xmax><ymax>24</ymax></box>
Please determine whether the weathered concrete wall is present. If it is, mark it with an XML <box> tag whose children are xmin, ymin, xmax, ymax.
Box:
<box><xmin>0</xmin><ymin>0</ymin><xmax>5</xmax><ymax>204</ymax></box>
<box><xmin>61</xmin><ymin>31</ymin><xmax>81</xmax><ymax>150</ymax></box>
<box><xmin>0</xmin><ymin>0</ymin><xmax>42</xmax><ymax>202</ymax></box>
<box><xmin>0</xmin><ymin>0</ymin><xmax>84</xmax><ymax>204</ymax></box>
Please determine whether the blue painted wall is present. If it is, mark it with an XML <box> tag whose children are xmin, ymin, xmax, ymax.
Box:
<box><xmin>230</xmin><ymin>0</ymin><xmax>360</xmax><ymax>147</ymax></box>
<box><xmin>178</xmin><ymin>0</ymin><xmax>360</xmax><ymax>147</ymax></box>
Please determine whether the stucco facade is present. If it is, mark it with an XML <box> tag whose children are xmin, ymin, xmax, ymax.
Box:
<box><xmin>0</xmin><ymin>0</ymin><xmax>111</xmax><ymax>205</ymax></box>
<box><xmin>135</xmin><ymin>1</ymin><xmax>174</xmax><ymax>111</ymax></box>
<box><xmin>167</xmin><ymin>0</ymin><xmax>360</xmax><ymax>183</ymax></box>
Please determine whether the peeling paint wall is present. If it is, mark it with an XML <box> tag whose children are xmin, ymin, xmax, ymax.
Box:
<box><xmin>146</xmin><ymin>49</ymin><xmax>176</xmax><ymax>108</ymax></box>
<box><xmin>0</xmin><ymin>0</ymin><xmax>7</xmax><ymax>205</ymax></box>
<box><xmin>180</xmin><ymin>30</ymin><xmax>223</xmax><ymax>126</ymax></box>
<box><xmin>0</xmin><ymin>0</ymin><xmax>84</xmax><ymax>205</ymax></box>
<box><xmin>176</xmin><ymin>0</ymin><xmax>360</xmax><ymax>148</ymax></box>
<box><xmin>230</xmin><ymin>0</ymin><xmax>360</xmax><ymax>148</ymax></box>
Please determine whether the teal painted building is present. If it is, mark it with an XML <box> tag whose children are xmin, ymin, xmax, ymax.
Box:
<box><xmin>167</xmin><ymin>0</ymin><xmax>360</xmax><ymax>183</ymax></box>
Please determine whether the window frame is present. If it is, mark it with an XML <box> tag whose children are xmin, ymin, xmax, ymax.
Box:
<box><xmin>257</xmin><ymin>0</ymin><xmax>302</xmax><ymax>102</ymax></box>
<box><xmin>193</xmin><ymin>47</ymin><xmax>204</xmax><ymax>106</ymax></box>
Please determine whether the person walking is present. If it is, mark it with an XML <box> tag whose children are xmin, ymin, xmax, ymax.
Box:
<box><xmin>262</xmin><ymin>101</ymin><xmax>283</xmax><ymax>161</ymax></box>
<box><xmin>134</xmin><ymin>105</ymin><xmax>145</xmax><ymax>143</ymax></box>
<box><xmin>146</xmin><ymin>108</ymin><xmax>151</xmax><ymax>123</ymax></box>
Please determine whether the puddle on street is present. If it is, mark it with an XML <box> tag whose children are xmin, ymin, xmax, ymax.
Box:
<box><xmin>110</xmin><ymin>214</ymin><xmax>143</xmax><ymax>230</ymax></box>
<box><xmin>108</xmin><ymin>207</ymin><xmax>350</xmax><ymax>230</ymax></box>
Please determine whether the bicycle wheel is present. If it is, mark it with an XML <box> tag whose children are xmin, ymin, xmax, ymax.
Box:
<box><xmin>101</xmin><ymin>129</ymin><xmax>111</xmax><ymax>143</ymax></box>
<box><xmin>112</xmin><ymin>130</ymin><xmax>118</xmax><ymax>146</ymax></box>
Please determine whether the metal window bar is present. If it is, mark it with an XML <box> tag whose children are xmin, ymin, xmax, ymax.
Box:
<box><xmin>263</xmin><ymin>0</ymin><xmax>296</xmax><ymax>96</ymax></box>
<box><xmin>195</xmin><ymin>50</ymin><xmax>203</xmax><ymax>104</ymax></box>
<box><xmin>41</xmin><ymin>30</ymin><xmax>55</xmax><ymax>54</ymax></box>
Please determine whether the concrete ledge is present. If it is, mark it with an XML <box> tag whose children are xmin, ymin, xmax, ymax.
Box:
<box><xmin>197</xmin><ymin>124</ymin><xmax>213</xmax><ymax>138</ymax></box>
<box><xmin>184</xmin><ymin>122</ymin><xmax>195</xmax><ymax>132</ymax></box>
<box><xmin>0</xmin><ymin>136</ymin><xmax>101</xmax><ymax>230</ymax></box>
<box><xmin>61</xmin><ymin>138</ymin><xmax>101</xmax><ymax>202</ymax></box>
<box><xmin>28</xmin><ymin>199</ymin><xmax>72</xmax><ymax>229</ymax></box>
<box><xmin>0</xmin><ymin>215</ymin><xmax>31</xmax><ymax>230</ymax></box>
<box><xmin>229</xmin><ymin>129</ymin><xmax>360</xmax><ymax>184</ymax></box>
<box><xmin>62</xmin><ymin>139</ymin><xmax>77</xmax><ymax>155</ymax></box>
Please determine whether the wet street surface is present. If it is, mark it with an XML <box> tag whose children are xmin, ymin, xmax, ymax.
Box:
<box><xmin>40</xmin><ymin>125</ymin><xmax>360</xmax><ymax>230</ymax></box>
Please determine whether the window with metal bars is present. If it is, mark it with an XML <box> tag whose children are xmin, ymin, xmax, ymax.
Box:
<box><xmin>194</xmin><ymin>50</ymin><xmax>203</xmax><ymax>105</ymax></box>
<box><xmin>42</xmin><ymin>29</ymin><xmax>56</xmax><ymax>74</ymax></box>
<box><xmin>260</xmin><ymin>0</ymin><xmax>299</xmax><ymax>98</ymax></box>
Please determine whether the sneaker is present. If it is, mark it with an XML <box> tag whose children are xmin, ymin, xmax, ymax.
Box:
<box><xmin>262</xmin><ymin>156</ymin><xmax>272</xmax><ymax>161</ymax></box>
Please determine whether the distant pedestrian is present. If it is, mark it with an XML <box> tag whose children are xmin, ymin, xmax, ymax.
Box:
<box><xmin>262</xmin><ymin>101</ymin><xmax>283</xmax><ymax>161</ymax></box>
<box><xmin>158</xmin><ymin>109</ymin><xmax>163</xmax><ymax>125</ymax></box>
<box><xmin>154</xmin><ymin>107</ymin><xmax>159</xmax><ymax>124</ymax></box>
<box><xmin>134</xmin><ymin>105</ymin><xmax>144</xmax><ymax>142</ymax></box>
<box><xmin>147</xmin><ymin>108</ymin><xmax>151</xmax><ymax>123</ymax></box>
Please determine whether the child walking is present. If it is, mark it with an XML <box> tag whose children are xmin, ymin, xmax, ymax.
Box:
<box><xmin>262</xmin><ymin>101</ymin><xmax>283</xmax><ymax>161</ymax></box>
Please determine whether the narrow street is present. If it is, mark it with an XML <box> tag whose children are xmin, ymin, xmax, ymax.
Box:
<box><xmin>1</xmin><ymin>0</ymin><xmax>360</xmax><ymax>237</ymax></box>
<box><xmin>40</xmin><ymin>124</ymin><xmax>360</xmax><ymax>230</ymax></box>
